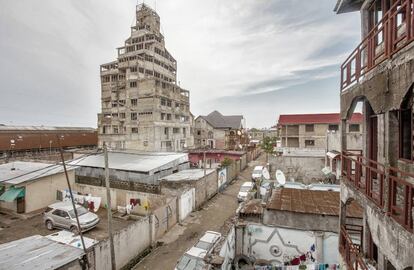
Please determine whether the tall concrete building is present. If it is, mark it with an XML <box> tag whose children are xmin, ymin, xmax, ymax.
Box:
<box><xmin>98</xmin><ymin>4</ymin><xmax>193</xmax><ymax>151</ymax></box>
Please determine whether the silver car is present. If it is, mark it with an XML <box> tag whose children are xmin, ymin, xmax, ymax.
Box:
<box><xmin>43</xmin><ymin>201</ymin><xmax>100</xmax><ymax>233</ymax></box>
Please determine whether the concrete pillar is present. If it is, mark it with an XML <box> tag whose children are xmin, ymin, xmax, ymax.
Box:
<box><xmin>314</xmin><ymin>231</ymin><xmax>325</xmax><ymax>263</ymax></box>
<box><xmin>235</xmin><ymin>224</ymin><xmax>245</xmax><ymax>256</ymax></box>
<box><xmin>341</xmin><ymin>119</ymin><xmax>347</xmax><ymax>152</ymax></box>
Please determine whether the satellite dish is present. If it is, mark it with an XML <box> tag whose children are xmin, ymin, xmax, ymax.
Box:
<box><xmin>275</xmin><ymin>170</ymin><xmax>286</xmax><ymax>185</ymax></box>
<box><xmin>262</xmin><ymin>169</ymin><xmax>270</xmax><ymax>180</ymax></box>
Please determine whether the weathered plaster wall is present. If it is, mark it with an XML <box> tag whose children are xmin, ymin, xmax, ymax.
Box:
<box><xmin>340</xmin><ymin>182</ymin><xmax>414</xmax><ymax>270</ymax></box>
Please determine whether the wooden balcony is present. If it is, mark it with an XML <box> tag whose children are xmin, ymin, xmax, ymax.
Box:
<box><xmin>339</xmin><ymin>225</ymin><xmax>369</xmax><ymax>270</ymax></box>
<box><xmin>341</xmin><ymin>0</ymin><xmax>414</xmax><ymax>91</ymax></box>
<box><xmin>342</xmin><ymin>151</ymin><xmax>414</xmax><ymax>232</ymax></box>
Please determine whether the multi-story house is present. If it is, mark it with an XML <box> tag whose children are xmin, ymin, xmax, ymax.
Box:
<box><xmin>194</xmin><ymin>111</ymin><xmax>246</xmax><ymax>150</ymax></box>
<box><xmin>277</xmin><ymin>113</ymin><xmax>362</xmax><ymax>149</ymax></box>
<box><xmin>335</xmin><ymin>0</ymin><xmax>414</xmax><ymax>269</ymax></box>
<box><xmin>97</xmin><ymin>4</ymin><xmax>193</xmax><ymax>152</ymax></box>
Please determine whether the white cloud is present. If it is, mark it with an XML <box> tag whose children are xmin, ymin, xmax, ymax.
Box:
<box><xmin>0</xmin><ymin>0</ymin><xmax>361</xmax><ymax>127</ymax></box>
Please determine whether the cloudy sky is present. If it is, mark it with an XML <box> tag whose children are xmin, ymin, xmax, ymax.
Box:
<box><xmin>0</xmin><ymin>0</ymin><xmax>361</xmax><ymax>128</ymax></box>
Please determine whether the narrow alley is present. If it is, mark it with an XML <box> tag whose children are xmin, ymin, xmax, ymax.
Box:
<box><xmin>133</xmin><ymin>153</ymin><xmax>265</xmax><ymax>270</ymax></box>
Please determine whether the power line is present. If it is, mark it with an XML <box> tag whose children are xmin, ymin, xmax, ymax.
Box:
<box><xmin>0</xmin><ymin>149</ymin><xmax>102</xmax><ymax>184</ymax></box>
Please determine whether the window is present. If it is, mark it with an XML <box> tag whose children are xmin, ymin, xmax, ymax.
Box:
<box><xmin>197</xmin><ymin>130</ymin><xmax>201</xmax><ymax>136</ymax></box>
<box><xmin>132</xmin><ymin>127</ymin><xmax>138</xmax><ymax>133</ymax></box>
<box><xmin>166</xmin><ymin>100</ymin><xmax>172</xmax><ymax>107</ymax></box>
<box><xmin>102</xmin><ymin>76</ymin><xmax>110</xmax><ymax>83</ymax></box>
<box><xmin>102</xmin><ymin>126</ymin><xmax>109</xmax><ymax>134</ymax></box>
<box><xmin>131</xmin><ymin>112</ymin><xmax>137</xmax><ymax>120</ymax></box>
<box><xmin>111</xmin><ymin>102</ymin><xmax>118</xmax><ymax>108</ymax></box>
<box><xmin>113</xmin><ymin>126</ymin><xmax>119</xmax><ymax>134</ymax></box>
<box><xmin>183</xmin><ymin>128</ymin><xmax>186</xmax><ymax>138</ymax></box>
<box><xmin>161</xmin><ymin>98</ymin><xmax>166</xmax><ymax>106</ymax></box>
<box><xmin>173</xmin><ymin>128</ymin><xmax>180</xmax><ymax>134</ymax></box>
<box><xmin>118</xmin><ymin>100</ymin><xmax>125</xmax><ymax>107</ymax></box>
<box><xmin>164</xmin><ymin>127</ymin><xmax>169</xmax><ymax>135</ymax></box>
<box><xmin>130</xmin><ymin>81</ymin><xmax>137</xmax><ymax>88</ymax></box>
<box><xmin>52</xmin><ymin>209</ymin><xmax>69</xmax><ymax>218</ymax></box>
<box><xmin>305</xmin><ymin>140</ymin><xmax>315</xmax><ymax>147</ymax></box>
<box><xmin>130</xmin><ymin>66</ymin><xmax>137</xmax><ymax>72</ymax></box>
<box><xmin>131</xmin><ymin>99</ymin><xmax>138</xmax><ymax>107</ymax></box>
<box><xmin>328</xmin><ymin>124</ymin><xmax>339</xmax><ymax>131</ymax></box>
<box><xmin>349</xmin><ymin>124</ymin><xmax>360</xmax><ymax>132</ymax></box>
<box><xmin>167</xmin><ymin>114</ymin><xmax>172</xmax><ymax>120</ymax></box>
<box><xmin>120</xmin><ymin>113</ymin><xmax>126</xmax><ymax>119</ymax></box>
<box><xmin>161</xmin><ymin>113</ymin><xmax>166</xmax><ymax>120</ymax></box>
<box><xmin>305</xmin><ymin>124</ymin><xmax>314</xmax><ymax>132</ymax></box>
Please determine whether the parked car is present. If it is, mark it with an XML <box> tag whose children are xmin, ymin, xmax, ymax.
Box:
<box><xmin>175</xmin><ymin>231</ymin><xmax>221</xmax><ymax>270</ymax></box>
<box><xmin>237</xmin><ymin>181</ymin><xmax>255</xmax><ymax>202</ymax></box>
<box><xmin>251</xmin><ymin>166</ymin><xmax>269</xmax><ymax>181</ymax></box>
<box><xmin>43</xmin><ymin>201</ymin><xmax>100</xmax><ymax>233</ymax></box>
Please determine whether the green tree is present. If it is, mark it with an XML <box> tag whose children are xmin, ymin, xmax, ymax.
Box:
<box><xmin>260</xmin><ymin>136</ymin><xmax>277</xmax><ymax>163</ymax></box>
<box><xmin>221</xmin><ymin>157</ymin><xmax>233</xmax><ymax>167</ymax></box>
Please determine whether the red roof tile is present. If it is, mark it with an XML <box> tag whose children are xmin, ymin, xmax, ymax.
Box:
<box><xmin>277</xmin><ymin>113</ymin><xmax>363</xmax><ymax>125</ymax></box>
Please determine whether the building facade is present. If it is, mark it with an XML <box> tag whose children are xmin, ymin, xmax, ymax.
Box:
<box><xmin>194</xmin><ymin>111</ymin><xmax>246</xmax><ymax>150</ymax></box>
<box><xmin>335</xmin><ymin>0</ymin><xmax>414</xmax><ymax>269</ymax></box>
<box><xmin>98</xmin><ymin>4</ymin><xmax>193</xmax><ymax>152</ymax></box>
<box><xmin>278</xmin><ymin>113</ymin><xmax>363</xmax><ymax>149</ymax></box>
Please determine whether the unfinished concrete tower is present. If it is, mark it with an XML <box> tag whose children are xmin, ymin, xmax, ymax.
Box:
<box><xmin>98</xmin><ymin>4</ymin><xmax>194</xmax><ymax>151</ymax></box>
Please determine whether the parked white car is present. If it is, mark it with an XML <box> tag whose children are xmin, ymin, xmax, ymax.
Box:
<box><xmin>175</xmin><ymin>231</ymin><xmax>221</xmax><ymax>270</ymax></box>
<box><xmin>251</xmin><ymin>166</ymin><xmax>269</xmax><ymax>181</ymax></box>
<box><xmin>43</xmin><ymin>201</ymin><xmax>99</xmax><ymax>233</ymax></box>
<box><xmin>237</xmin><ymin>181</ymin><xmax>255</xmax><ymax>202</ymax></box>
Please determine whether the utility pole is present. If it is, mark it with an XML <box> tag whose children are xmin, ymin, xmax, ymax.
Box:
<box><xmin>56</xmin><ymin>135</ymin><xmax>89</xmax><ymax>268</ymax></box>
<box><xmin>104</xmin><ymin>143</ymin><xmax>116</xmax><ymax>270</ymax></box>
<box><xmin>203</xmin><ymin>147</ymin><xmax>206</xmax><ymax>177</ymax></box>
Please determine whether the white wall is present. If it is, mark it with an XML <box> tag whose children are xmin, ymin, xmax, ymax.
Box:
<box><xmin>24</xmin><ymin>170</ymin><xmax>75</xmax><ymax>213</ymax></box>
<box><xmin>219</xmin><ymin>227</ymin><xmax>235</xmax><ymax>270</ymax></box>
<box><xmin>178</xmin><ymin>188</ymin><xmax>195</xmax><ymax>222</ymax></box>
<box><xmin>94</xmin><ymin>217</ymin><xmax>151</xmax><ymax>270</ymax></box>
<box><xmin>243</xmin><ymin>224</ymin><xmax>339</xmax><ymax>265</ymax></box>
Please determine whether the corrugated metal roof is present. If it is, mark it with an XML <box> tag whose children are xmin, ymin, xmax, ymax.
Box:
<box><xmin>0</xmin><ymin>125</ymin><xmax>96</xmax><ymax>132</ymax></box>
<box><xmin>72</xmin><ymin>151</ymin><xmax>188</xmax><ymax>173</ymax></box>
<box><xmin>0</xmin><ymin>235</ymin><xmax>84</xmax><ymax>270</ymax></box>
<box><xmin>0</xmin><ymin>162</ymin><xmax>74</xmax><ymax>186</ymax></box>
<box><xmin>277</xmin><ymin>113</ymin><xmax>363</xmax><ymax>125</ymax></box>
<box><xmin>266</xmin><ymin>188</ymin><xmax>362</xmax><ymax>218</ymax></box>
<box><xmin>161</xmin><ymin>169</ymin><xmax>215</xmax><ymax>181</ymax></box>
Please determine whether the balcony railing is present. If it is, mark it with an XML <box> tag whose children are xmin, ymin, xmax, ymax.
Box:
<box><xmin>339</xmin><ymin>225</ymin><xmax>368</xmax><ymax>270</ymax></box>
<box><xmin>341</xmin><ymin>0</ymin><xmax>414</xmax><ymax>91</ymax></box>
<box><xmin>342</xmin><ymin>151</ymin><xmax>414</xmax><ymax>232</ymax></box>
<box><xmin>388</xmin><ymin>167</ymin><xmax>414</xmax><ymax>231</ymax></box>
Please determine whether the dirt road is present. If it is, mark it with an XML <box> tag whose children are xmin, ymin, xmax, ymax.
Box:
<box><xmin>133</xmin><ymin>154</ymin><xmax>265</xmax><ymax>270</ymax></box>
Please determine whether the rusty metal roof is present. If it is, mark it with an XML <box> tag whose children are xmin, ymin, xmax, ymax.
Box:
<box><xmin>266</xmin><ymin>188</ymin><xmax>362</xmax><ymax>218</ymax></box>
<box><xmin>240</xmin><ymin>199</ymin><xmax>263</xmax><ymax>215</ymax></box>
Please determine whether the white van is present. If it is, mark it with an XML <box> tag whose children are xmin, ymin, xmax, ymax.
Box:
<box><xmin>251</xmin><ymin>166</ymin><xmax>269</xmax><ymax>181</ymax></box>
<box><xmin>237</xmin><ymin>182</ymin><xmax>255</xmax><ymax>202</ymax></box>
<box><xmin>175</xmin><ymin>231</ymin><xmax>221</xmax><ymax>270</ymax></box>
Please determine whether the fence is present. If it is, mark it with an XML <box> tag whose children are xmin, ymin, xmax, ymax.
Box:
<box><xmin>342</xmin><ymin>151</ymin><xmax>413</xmax><ymax>232</ymax></box>
<box><xmin>341</xmin><ymin>0</ymin><xmax>414</xmax><ymax>90</ymax></box>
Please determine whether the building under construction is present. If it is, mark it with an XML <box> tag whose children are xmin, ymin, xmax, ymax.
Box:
<box><xmin>98</xmin><ymin>4</ymin><xmax>193</xmax><ymax>152</ymax></box>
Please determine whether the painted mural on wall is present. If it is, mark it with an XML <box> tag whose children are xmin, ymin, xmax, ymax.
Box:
<box><xmin>244</xmin><ymin>224</ymin><xmax>339</xmax><ymax>266</ymax></box>
<box><xmin>218</xmin><ymin>168</ymin><xmax>227</xmax><ymax>189</ymax></box>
